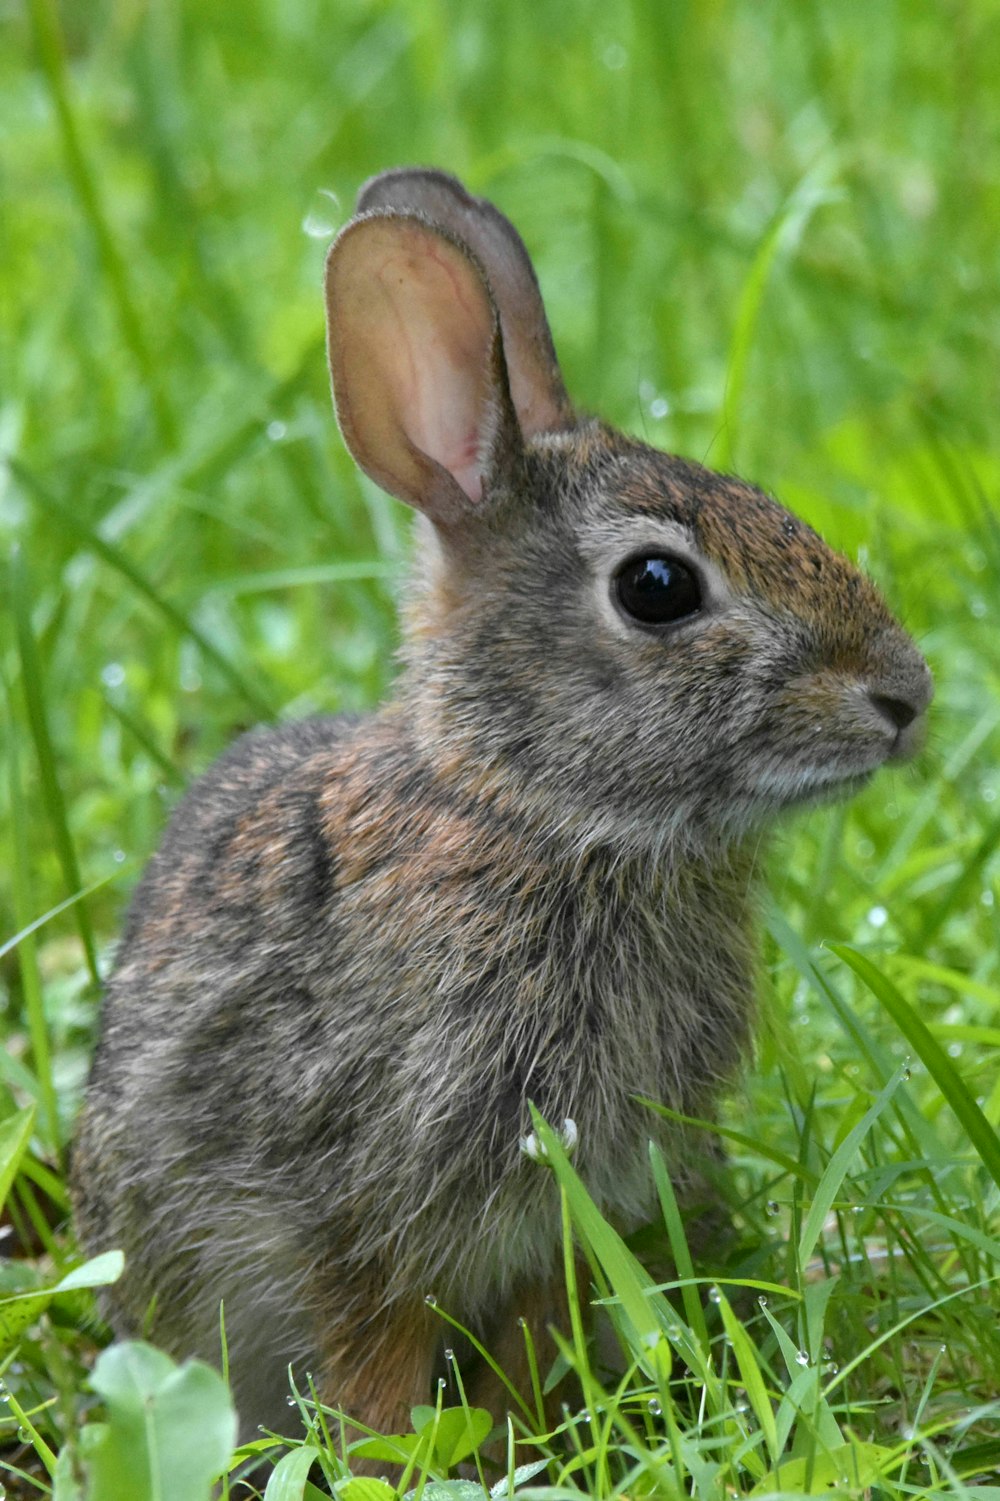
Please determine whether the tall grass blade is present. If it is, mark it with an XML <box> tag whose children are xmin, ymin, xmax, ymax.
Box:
<box><xmin>25</xmin><ymin>0</ymin><xmax>178</xmax><ymax>447</ymax></box>
<box><xmin>797</xmin><ymin>1064</ymin><xmax>904</xmax><ymax>1268</ymax></box>
<box><xmin>4</xmin><ymin>692</ymin><xmax>63</xmax><ymax>1157</ymax></box>
<box><xmin>830</xmin><ymin>944</ymin><xmax>1000</xmax><ymax>1194</ymax></box>
<box><xmin>10</xmin><ymin>545</ymin><xmax>102</xmax><ymax>989</ymax></box>
<box><xmin>9</xmin><ymin>459</ymin><xmax>275</xmax><ymax>718</ymax></box>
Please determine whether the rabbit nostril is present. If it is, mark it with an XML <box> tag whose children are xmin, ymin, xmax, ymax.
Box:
<box><xmin>871</xmin><ymin>693</ymin><xmax>918</xmax><ymax>732</ymax></box>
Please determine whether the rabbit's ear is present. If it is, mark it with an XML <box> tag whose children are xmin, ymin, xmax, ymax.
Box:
<box><xmin>325</xmin><ymin>212</ymin><xmax>519</xmax><ymax>525</ymax></box>
<box><xmin>357</xmin><ymin>168</ymin><xmax>573</xmax><ymax>440</ymax></box>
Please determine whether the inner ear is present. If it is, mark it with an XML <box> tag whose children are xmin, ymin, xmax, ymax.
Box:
<box><xmin>357</xmin><ymin>168</ymin><xmax>574</xmax><ymax>438</ymax></box>
<box><xmin>326</xmin><ymin>214</ymin><xmax>518</xmax><ymax>525</ymax></box>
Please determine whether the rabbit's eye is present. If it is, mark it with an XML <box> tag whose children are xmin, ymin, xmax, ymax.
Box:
<box><xmin>614</xmin><ymin>554</ymin><xmax>702</xmax><ymax>626</ymax></box>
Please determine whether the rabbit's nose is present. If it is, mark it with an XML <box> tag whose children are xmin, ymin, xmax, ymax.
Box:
<box><xmin>870</xmin><ymin>692</ymin><xmax>919</xmax><ymax>732</ymax></box>
<box><xmin>867</xmin><ymin>649</ymin><xmax>933</xmax><ymax>756</ymax></box>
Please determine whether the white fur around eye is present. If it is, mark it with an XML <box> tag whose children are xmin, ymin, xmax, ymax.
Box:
<box><xmin>579</xmin><ymin>517</ymin><xmax>735</xmax><ymax>641</ymax></box>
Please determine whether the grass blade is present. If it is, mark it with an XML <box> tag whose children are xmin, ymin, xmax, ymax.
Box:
<box><xmin>4</xmin><ymin>687</ymin><xmax>63</xmax><ymax>1158</ymax></box>
<box><xmin>9</xmin><ymin>458</ymin><xmax>275</xmax><ymax>718</ymax></box>
<box><xmin>9</xmin><ymin>545</ymin><xmax>101</xmax><ymax>989</ymax></box>
<box><xmin>797</xmin><ymin>1063</ymin><xmax>904</xmax><ymax>1268</ymax></box>
<box><xmin>25</xmin><ymin>0</ymin><xmax>178</xmax><ymax>447</ymax></box>
<box><xmin>830</xmin><ymin>944</ymin><xmax>1000</xmax><ymax>1194</ymax></box>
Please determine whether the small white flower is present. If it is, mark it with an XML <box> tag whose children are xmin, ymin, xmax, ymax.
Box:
<box><xmin>519</xmin><ymin>1117</ymin><xmax>579</xmax><ymax>1163</ymax></box>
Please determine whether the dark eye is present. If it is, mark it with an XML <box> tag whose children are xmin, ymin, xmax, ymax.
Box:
<box><xmin>614</xmin><ymin>554</ymin><xmax>702</xmax><ymax>626</ymax></box>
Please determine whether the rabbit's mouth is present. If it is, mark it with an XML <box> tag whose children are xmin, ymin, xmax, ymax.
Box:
<box><xmin>747</xmin><ymin>760</ymin><xmax>877</xmax><ymax>814</ymax></box>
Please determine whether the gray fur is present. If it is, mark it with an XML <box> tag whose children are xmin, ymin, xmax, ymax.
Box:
<box><xmin>73</xmin><ymin>170</ymin><xmax>932</xmax><ymax>1444</ymax></box>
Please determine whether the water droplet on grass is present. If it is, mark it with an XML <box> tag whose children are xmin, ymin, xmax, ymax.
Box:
<box><xmin>647</xmin><ymin>1397</ymin><xmax>662</xmax><ymax>1415</ymax></box>
<box><xmin>766</xmin><ymin>1199</ymin><xmax>780</xmax><ymax>1217</ymax></box>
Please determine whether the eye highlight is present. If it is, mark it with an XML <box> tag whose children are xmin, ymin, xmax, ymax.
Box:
<box><xmin>614</xmin><ymin>554</ymin><xmax>702</xmax><ymax>626</ymax></box>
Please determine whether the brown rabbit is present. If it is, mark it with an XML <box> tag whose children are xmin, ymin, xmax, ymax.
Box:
<box><xmin>73</xmin><ymin>167</ymin><xmax>932</xmax><ymax>1448</ymax></box>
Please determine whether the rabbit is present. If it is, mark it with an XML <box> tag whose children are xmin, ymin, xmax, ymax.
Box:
<box><xmin>72</xmin><ymin>166</ymin><xmax>932</xmax><ymax>1451</ymax></box>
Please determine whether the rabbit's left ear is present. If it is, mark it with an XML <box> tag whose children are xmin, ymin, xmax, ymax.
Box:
<box><xmin>325</xmin><ymin>211</ymin><xmax>521</xmax><ymax>526</ymax></box>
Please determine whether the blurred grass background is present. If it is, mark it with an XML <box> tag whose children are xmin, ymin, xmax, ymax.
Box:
<box><xmin>2</xmin><ymin>0</ymin><xmax>1000</xmax><ymax>1485</ymax></box>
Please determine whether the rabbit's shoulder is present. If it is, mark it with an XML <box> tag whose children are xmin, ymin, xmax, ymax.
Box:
<box><xmin>118</xmin><ymin>714</ymin><xmax>366</xmax><ymax>954</ymax></box>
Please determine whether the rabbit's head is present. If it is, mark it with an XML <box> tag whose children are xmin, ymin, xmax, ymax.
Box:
<box><xmin>325</xmin><ymin>169</ymin><xmax>931</xmax><ymax>856</ymax></box>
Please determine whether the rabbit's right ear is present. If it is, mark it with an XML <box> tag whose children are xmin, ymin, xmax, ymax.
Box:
<box><xmin>325</xmin><ymin>213</ymin><xmax>521</xmax><ymax>527</ymax></box>
<box><xmin>356</xmin><ymin>169</ymin><xmax>573</xmax><ymax>440</ymax></box>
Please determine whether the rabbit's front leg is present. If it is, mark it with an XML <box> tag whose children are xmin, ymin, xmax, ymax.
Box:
<box><xmin>466</xmin><ymin>1264</ymin><xmax>586</xmax><ymax>1436</ymax></box>
<box><xmin>319</xmin><ymin>1297</ymin><xmax>439</xmax><ymax>1471</ymax></box>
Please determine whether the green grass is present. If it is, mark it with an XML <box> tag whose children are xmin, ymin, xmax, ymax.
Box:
<box><xmin>2</xmin><ymin>0</ymin><xmax>999</xmax><ymax>1495</ymax></box>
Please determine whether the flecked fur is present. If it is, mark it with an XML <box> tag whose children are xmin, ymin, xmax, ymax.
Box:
<box><xmin>73</xmin><ymin>169</ymin><xmax>932</xmax><ymax>1446</ymax></box>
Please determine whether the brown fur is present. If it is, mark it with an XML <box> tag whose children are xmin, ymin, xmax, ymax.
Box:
<box><xmin>73</xmin><ymin>169</ymin><xmax>931</xmax><ymax>1453</ymax></box>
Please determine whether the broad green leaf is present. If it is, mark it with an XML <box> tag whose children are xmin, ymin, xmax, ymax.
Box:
<box><xmin>489</xmin><ymin>1460</ymin><xmax>550</xmax><ymax>1496</ymax></box>
<box><xmin>411</xmin><ymin>1486</ymin><xmax>487</xmax><ymax>1501</ymax></box>
<box><xmin>53</xmin><ymin>1249</ymin><xmax>125</xmax><ymax>1294</ymax></box>
<box><xmin>0</xmin><ymin>1288</ymin><xmax>51</xmax><ymax>1354</ymax></box>
<box><xmin>84</xmin><ymin>1340</ymin><xmax>237</xmax><ymax>1501</ymax></box>
<box><xmin>350</xmin><ymin>1432</ymin><xmax>423</xmax><ymax>1465</ymax></box>
<box><xmin>752</xmin><ymin>1440</ymin><xmax>891</xmax><ymax>1494</ymax></box>
<box><xmin>340</xmin><ymin>1480</ymin><xmax>398</xmax><ymax>1501</ymax></box>
<box><xmin>420</xmin><ymin>1406</ymin><xmax>492</xmax><ymax>1469</ymax></box>
<box><xmin>263</xmin><ymin>1445</ymin><xmax>320</xmax><ymax>1499</ymax></box>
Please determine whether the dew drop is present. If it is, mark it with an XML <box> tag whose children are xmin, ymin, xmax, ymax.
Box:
<box><xmin>266</xmin><ymin>419</ymin><xmax>288</xmax><ymax>442</ymax></box>
<box><xmin>757</xmin><ymin>1295</ymin><xmax>768</xmax><ymax>1308</ymax></box>
<box><xmin>708</xmin><ymin>1285</ymin><xmax>722</xmax><ymax>1304</ymax></box>
<box><xmin>647</xmin><ymin>1397</ymin><xmax>662</xmax><ymax>1416</ymax></box>
<box><xmin>102</xmin><ymin>661</ymin><xmax>126</xmax><ymax>689</ymax></box>
<box><xmin>765</xmin><ymin>1199</ymin><xmax>780</xmax><ymax>1217</ymax></box>
<box><xmin>424</xmin><ymin>1294</ymin><xmax>438</xmax><ymax>1307</ymax></box>
<box><xmin>826</xmin><ymin>1362</ymin><xmax>839</xmax><ymax>1375</ymax></box>
<box><xmin>795</xmin><ymin>1349</ymin><xmax>809</xmax><ymax>1367</ymax></box>
<box><xmin>867</xmin><ymin>904</ymin><xmax>888</xmax><ymax>928</ymax></box>
<box><xmin>302</xmin><ymin>188</ymin><xmax>341</xmax><ymax>239</ymax></box>
<box><xmin>443</xmin><ymin>1347</ymin><xmax>455</xmax><ymax>1363</ymax></box>
<box><xmin>287</xmin><ymin>1395</ymin><xmax>297</xmax><ymax>1407</ymax></box>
